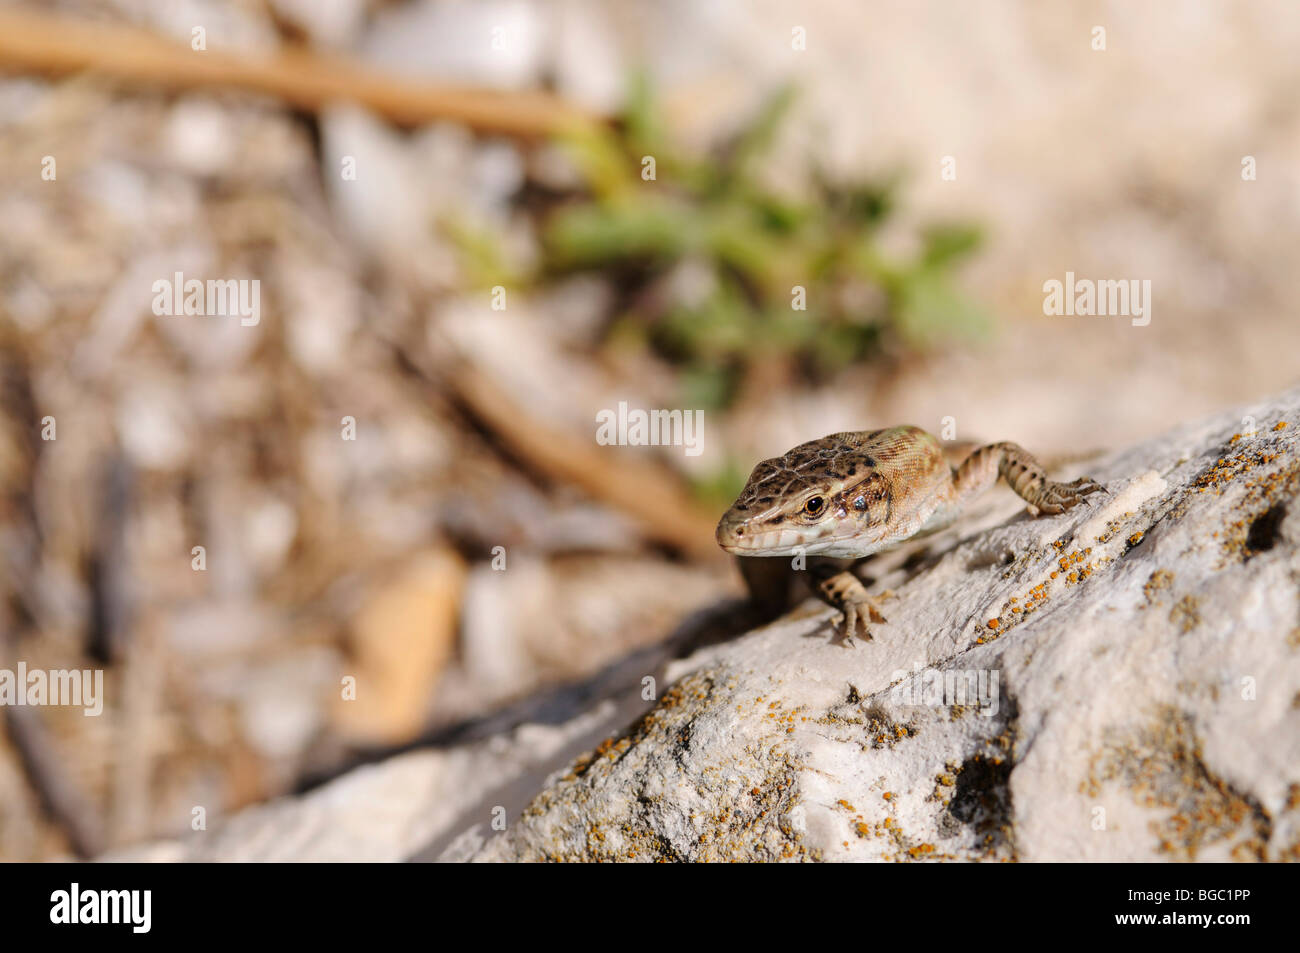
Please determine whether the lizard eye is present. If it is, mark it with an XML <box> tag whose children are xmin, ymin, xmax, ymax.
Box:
<box><xmin>803</xmin><ymin>496</ymin><xmax>826</xmax><ymax>518</ymax></box>
<box><xmin>853</xmin><ymin>496</ymin><xmax>867</xmax><ymax>512</ymax></box>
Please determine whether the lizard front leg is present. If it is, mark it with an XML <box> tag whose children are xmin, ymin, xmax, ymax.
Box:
<box><xmin>809</xmin><ymin>562</ymin><xmax>887</xmax><ymax>646</ymax></box>
<box><xmin>953</xmin><ymin>442</ymin><xmax>1103</xmax><ymax>514</ymax></box>
<box><xmin>737</xmin><ymin>555</ymin><xmax>799</xmax><ymax>622</ymax></box>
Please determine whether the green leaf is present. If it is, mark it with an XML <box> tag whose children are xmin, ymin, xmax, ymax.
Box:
<box><xmin>893</xmin><ymin>270</ymin><xmax>991</xmax><ymax>348</ymax></box>
<box><xmin>442</xmin><ymin>216</ymin><xmax>520</xmax><ymax>288</ymax></box>
<box><xmin>555</xmin><ymin>122</ymin><xmax>637</xmax><ymax>201</ymax></box>
<box><xmin>920</xmin><ymin>223</ymin><xmax>983</xmax><ymax>268</ymax></box>
<box><xmin>688</xmin><ymin>457</ymin><xmax>750</xmax><ymax>508</ymax></box>
<box><xmin>678</xmin><ymin>362</ymin><xmax>738</xmax><ymax>411</ymax></box>
<box><xmin>546</xmin><ymin>200</ymin><xmax>697</xmax><ymax>267</ymax></box>
<box><xmin>718</xmin><ymin>84</ymin><xmax>798</xmax><ymax>186</ymax></box>
<box><xmin>622</xmin><ymin>70</ymin><xmax>664</xmax><ymax>157</ymax></box>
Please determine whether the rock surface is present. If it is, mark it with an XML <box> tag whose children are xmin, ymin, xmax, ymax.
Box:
<box><xmin>108</xmin><ymin>389</ymin><xmax>1300</xmax><ymax>862</ymax></box>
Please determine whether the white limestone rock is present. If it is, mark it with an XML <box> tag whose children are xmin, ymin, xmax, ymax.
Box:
<box><xmin>467</xmin><ymin>389</ymin><xmax>1300</xmax><ymax>861</ymax></box>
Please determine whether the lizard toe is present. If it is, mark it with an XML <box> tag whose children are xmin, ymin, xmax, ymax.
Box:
<box><xmin>836</xmin><ymin>603</ymin><xmax>871</xmax><ymax>646</ymax></box>
<box><xmin>1069</xmin><ymin>476</ymin><xmax>1105</xmax><ymax>496</ymax></box>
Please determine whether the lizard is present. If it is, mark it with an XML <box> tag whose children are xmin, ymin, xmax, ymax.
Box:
<box><xmin>715</xmin><ymin>426</ymin><xmax>1105</xmax><ymax>645</ymax></box>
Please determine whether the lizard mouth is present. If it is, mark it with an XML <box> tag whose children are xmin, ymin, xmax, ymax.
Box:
<box><xmin>715</xmin><ymin>521</ymin><xmax>834</xmax><ymax>556</ymax></box>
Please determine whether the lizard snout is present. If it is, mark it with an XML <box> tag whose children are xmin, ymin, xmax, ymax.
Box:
<box><xmin>717</xmin><ymin>510</ymin><xmax>803</xmax><ymax>554</ymax></box>
<box><xmin>715</xmin><ymin>512</ymin><xmax>748</xmax><ymax>552</ymax></box>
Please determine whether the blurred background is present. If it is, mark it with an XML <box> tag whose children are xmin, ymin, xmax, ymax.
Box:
<box><xmin>0</xmin><ymin>0</ymin><xmax>1297</xmax><ymax>860</ymax></box>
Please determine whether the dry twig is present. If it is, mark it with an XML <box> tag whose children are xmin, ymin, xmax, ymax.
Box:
<box><xmin>0</xmin><ymin>8</ymin><xmax>599</xmax><ymax>137</ymax></box>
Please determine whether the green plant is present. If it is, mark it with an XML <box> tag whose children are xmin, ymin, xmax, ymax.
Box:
<box><xmin>545</xmin><ymin>77</ymin><xmax>989</xmax><ymax>408</ymax></box>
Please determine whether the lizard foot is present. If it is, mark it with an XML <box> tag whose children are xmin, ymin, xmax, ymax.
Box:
<box><xmin>1031</xmin><ymin>476</ymin><xmax>1105</xmax><ymax>515</ymax></box>
<box><xmin>837</xmin><ymin>594</ymin><xmax>888</xmax><ymax>647</ymax></box>
<box><xmin>812</xmin><ymin>567</ymin><xmax>888</xmax><ymax>647</ymax></box>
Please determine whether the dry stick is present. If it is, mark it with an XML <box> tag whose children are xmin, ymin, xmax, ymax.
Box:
<box><xmin>441</xmin><ymin>359</ymin><xmax>722</xmax><ymax>561</ymax></box>
<box><xmin>0</xmin><ymin>8</ymin><xmax>599</xmax><ymax>137</ymax></box>
<box><xmin>3</xmin><ymin>706</ymin><xmax>106</xmax><ymax>859</ymax></box>
<box><xmin>0</xmin><ymin>349</ymin><xmax>105</xmax><ymax>858</ymax></box>
<box><xmin>0</xmin><ymin>626</ymin><xmax>106</xmax><ymax>859</ymax></box>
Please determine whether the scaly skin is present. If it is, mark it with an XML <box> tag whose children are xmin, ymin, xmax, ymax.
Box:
<box><xmin>716</xmin><ymin>426</ymin><xmax>1104</xmax><ymax>645</ymax></box>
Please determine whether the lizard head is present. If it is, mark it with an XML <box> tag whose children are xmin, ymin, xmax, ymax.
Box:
<box><xmin>715</xmin><ymin>433</ymin><xmax>892</xmax><ymax>558</ymax></box>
